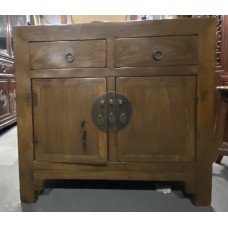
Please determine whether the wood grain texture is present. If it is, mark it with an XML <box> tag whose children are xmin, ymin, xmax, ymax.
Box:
<box><xmin>116</xmin><ymin>76</ymin><xmax>196</xmax><ymax>162</ymax></box>
<box><xmin>29</xmin><ymin>65</ymin><xmax>199</xmax><ymax>79</ymax></box>
<box><xmin>13</xmin><ymin>33</ymin><xmax>37</xmax><ymax>203</ymax></box>
<box><xmin>116</xmin><ymin>36</ymin><xmax>198</xmax><ymax>67</ymax></box>
<box><xmin>14</xmin><ymin>18</ymin><xmax>216</xmax><ymax>205</ymax></box>
<box><xmin>33</xmin><ymin>78</ymin><xmax>107</xmax><ymax>164</ymax></box>
<box><xmin>193</xmin><ymin>18</ymin><xmax>216</xmax><ymax>206</ymax></box>
<box><xmin>29</xmin><ymin>40</ymin><xmax>106</xmax><ymax>69</ymax></box>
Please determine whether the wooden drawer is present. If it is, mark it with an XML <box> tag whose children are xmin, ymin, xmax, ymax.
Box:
<box><xmin>29</xmin><ymin>40</ymin><xmax>106</xmax><ymax>69</ymax></box>
<box><xmin>116</xmin><ymin>35</ymin><xmax>198</xmax><ymax>67</ymax></box>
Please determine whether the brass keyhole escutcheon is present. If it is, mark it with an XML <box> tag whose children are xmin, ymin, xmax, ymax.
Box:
<box><xmin>108</xmin><ymin>112</ymin><xmax>116</xmax><ymax>124</ymax></box>
<box><xmin>97</xmin><ymin>114</ymin><xmax>105</xmax><ymax>126</ymax></box>
<box><xmin>120</xmin><ymin>113</ymin><xmax>128</xmax><ymax>124</ymax></box>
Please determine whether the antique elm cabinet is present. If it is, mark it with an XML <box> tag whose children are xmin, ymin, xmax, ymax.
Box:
<box><xmin>14</xmin><ymin>18</ymin><xmax>216</xmax><ymax>205</ymax></box>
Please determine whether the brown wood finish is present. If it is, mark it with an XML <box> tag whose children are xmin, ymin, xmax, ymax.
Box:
<box><xmin>116</xmin><ymin>36</ymin><xmax>198</xmax><ymax>67</ymax></box>
<box><xmin>194</xmin><ymin>18</ymin><xmax>216</xmax><ymax>205</ymax></box>
<box><xmin>14</xmin><ymin>18</ymin><xmax>216</xmax><ymax>205</ymax></box>
<box><xmin>29</xmin><ymin>40</ymin><xmax>106</xmax><ymax>69</ymax></box>
<box><xmin>32</xmin><ymin>78</ymin><xmax>107</xmax><ymax>164</ymax></box>
<box><xmin>14</xmin><ymin>35</ymin><xmax>37</xmax><ymax>203</ymax></box>
<box><xmin>116</xmin><ymin>76</ymin><xmax>196</xmax><ymax>163</ymax></box>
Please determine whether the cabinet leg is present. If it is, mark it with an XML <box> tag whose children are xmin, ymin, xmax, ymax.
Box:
<box><xmin>190</xmin><ymin>173</ymin><xmax>212</xmax><ymax>206</ymax></box>
<box><xmin>184</xmin><ymin>179</ymin><xmax>195</xmax><ymax>195</ymax></box>
<box><xmin>19</xmin><ymin>181</ymin><xmax>38</xmax><ymax>203</ymax></box>
<box><xmin>190</xmin><ymin>191</ymin><xmax>211</xmax><ymax>206</ymax></box>
<box><xmin>215</xmin><ymin>155</ymin><xmax>223</xmax><ymax>164</ymax></box>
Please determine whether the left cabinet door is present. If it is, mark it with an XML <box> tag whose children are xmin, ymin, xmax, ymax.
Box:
<box><xmin>32</xmin><ymin>78</ymin><xmax>108</xmax><ymax>164</ymax></box>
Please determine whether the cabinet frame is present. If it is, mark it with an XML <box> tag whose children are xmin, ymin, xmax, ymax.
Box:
<box><xmin>14</xmin><ymin>18</ymin><xmax>216</xmax><ymax>205</ymax></box>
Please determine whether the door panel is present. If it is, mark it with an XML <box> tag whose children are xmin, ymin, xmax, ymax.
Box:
<box><xmin>116</xmin><ymin>76</ymin><xmax>196</xmax><ymax>162</ymax></box>
<box><xmin>32</xmin><ymin>78</ymin><xmax>107</xmax><ymax>164</ymax></box>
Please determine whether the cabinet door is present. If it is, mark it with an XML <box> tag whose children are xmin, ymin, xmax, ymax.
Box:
<box><xmin>116</xmin><ymin>76</ymin><xmax>196</xmax><ymax>162</ymax></box>
<box><xmin>0</xmin><ymin>78</ymin><xmax>11</xmax><ymax>127</ymax></box>
<box><xmin>32</xmin><ymin>78</ymin><xmax>107</xmax><ymax>164</ymax></box>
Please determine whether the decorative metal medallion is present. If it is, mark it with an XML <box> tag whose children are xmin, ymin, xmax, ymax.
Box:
<box><xmin>91</xmin><ymin>92</ymin><xmax>132</xmax><ymax>132</ymax></box>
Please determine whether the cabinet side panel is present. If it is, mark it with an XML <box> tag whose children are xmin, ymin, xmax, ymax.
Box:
<box><xmin>14</xmin><ymin>29</ymin><xmax>37</xmax><ymax>202</ymax></box>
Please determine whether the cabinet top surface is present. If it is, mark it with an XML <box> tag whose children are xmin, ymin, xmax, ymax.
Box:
<box><xmin>13</xmin><ymin>18</ymin><xmax>216</xmax><ymax>42</ymax></box>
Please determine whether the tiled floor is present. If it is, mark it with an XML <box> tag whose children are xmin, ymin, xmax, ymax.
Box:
<box><xmin>0</xmin><ymin>125</ymin><xmax>228</xmax><ymax>211</ymax></box>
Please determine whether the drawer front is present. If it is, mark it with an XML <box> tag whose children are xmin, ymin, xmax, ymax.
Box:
<box><xmin>116</xmin><ymin>35</ymin><xmax>198</xmax><ymax>67</ymax></box>
<box><xmin>29</xmin><ymin>40</ymin><xmax>106</xmax><ymax>69</ymax></box>
<box><xmin>0</xmin><ymin>62</ymin><xmax>14</xmax><ymax>74</ymax></box>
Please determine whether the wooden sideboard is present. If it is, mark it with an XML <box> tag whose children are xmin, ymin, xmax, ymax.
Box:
<box><xmin>0</xmin><ymin>54</ymin><xmax>16</xmax><ymax>130</ymax></box>
<box><xmin>14</xmin><ymin>18</ymin><xmax>216</xmax><ymax>205</ymax></box>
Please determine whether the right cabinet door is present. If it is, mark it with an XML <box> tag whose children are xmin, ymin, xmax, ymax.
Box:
<box><xmin>116</xmin><ymin>76</ymin><xmax>196</xmax><ymax>163</ymax></box>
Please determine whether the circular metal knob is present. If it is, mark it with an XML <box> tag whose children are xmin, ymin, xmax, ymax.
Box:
<box><xmin>65</xmin><ymin>52</ymin><xmax>74</xmax><ymax>63</ymax></box>
<box><xmin>152</xmin><ymin>46</ymin><xmax>162</xmax><ymax>61</ymax></box>
<box><xmin>118</xmin><ymin>99</ymin><xmax>123</xmax><ymax>106</ymax></box>
<box><xmin>108</xmin><ymin>112</ymin><xmax>116</xmax><ymax>124</ymax></box>
<box><xmin>109</xmin><ymin>99</ymin><xmax>114</xmax><ymax>105</ymax></box>
<box><xmin>97</xmin><ymin>114</ymin><xmax>104</xmax><ymax>126</ymax></box>
<box><xmin>120</xmin><ymin>113</ymin><xmax>128</xmax><ymax>124</ymax></box>
<box><xmin>100</xmin><ymin>99</ymin><xmax>105</xmax><ymax>106</ymax></box>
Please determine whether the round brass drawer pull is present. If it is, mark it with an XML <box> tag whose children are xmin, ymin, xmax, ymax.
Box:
<box><xmin>65</xmin><ymin>52</ymin><xmax>74</xmax><ymax>63</ymax></box>
<box><xmin>152</xmin><ymin>46</ymin><xmax>162</xmax><ymax>60</ymax></box>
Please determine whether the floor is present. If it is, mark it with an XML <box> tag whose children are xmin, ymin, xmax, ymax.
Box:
<box><xmin>0</xmin><ymin>125</ymin><xmax>228</xmax><ymax>212</ymax></box>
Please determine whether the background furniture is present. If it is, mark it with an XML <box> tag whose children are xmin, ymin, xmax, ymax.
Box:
<box><xmin>215</xmin><ymin>86</ymin><xmax>228</xmax><ymax>163</ymax></box>
<box><xmin>0</xmin><ymin>54</ymin><xmax>16</xmax><ymax>130</ymax></box>
<box><xmin>14</xmin><ymin>18</ymin><xmax>216</xmax><ymax>205</ymax></box>
<box><xmin>213</xmin><ymin>16</ymin><xmax>228</xmax><ymax>162</ymax></box>
<box><xmin>0</xmin><ymin>16</ymin><xmax>15</xmax><ymax>130</ymax></box>
<box><xmin>0</xmin><ymin>15</ymin><xmax>27</xmax><ymax>130</ymax></box>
